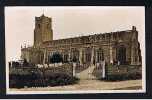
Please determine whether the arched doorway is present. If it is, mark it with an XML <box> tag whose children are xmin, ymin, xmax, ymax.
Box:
<box><xmin>117</xmin><ymin>46</ymin><xmax>126</xmax><ymax>65</ymax></box>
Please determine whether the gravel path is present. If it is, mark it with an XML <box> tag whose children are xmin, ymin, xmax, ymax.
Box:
<box><xmin>10</xmin><ymin>79</ymin><xmax>142</xmax><ymax>91</ymax></box>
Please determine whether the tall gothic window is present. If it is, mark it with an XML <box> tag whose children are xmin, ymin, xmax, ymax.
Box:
<box><xmin>117</xmin><ymin>46</ymin><xmax>126</xmax><ymax>65</ymax></box>
<box><xmin>85</xmin><ymin>48</ymin><xmax>91</xmax><ymax>63</ymax></box>
<box><xmin>72</xmin><ymin>49</ymin><xmax>79</xmax><ymax>62</ymax></box>
<box><xmin>38</xmin><ymin>24</ymin><xmax>40</xmax><ymax>28</ymax></box>
<box><xmin>63</xmin><ymin>54</ymin><xmax>68</xmax><ymax>63</ymax></box>
<box><xmin>47</xmin><ymin>23</ymin><xmax>49</xmax><ymax>29</ymax></box>
<box><xmin>97</xmin><ymin>48</ymin><xmax>104</xmax><ymax>62</ymax></box>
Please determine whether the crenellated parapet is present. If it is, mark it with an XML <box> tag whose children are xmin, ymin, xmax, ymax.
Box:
<box><xmin>42</xmin><ymin>26</ymin><xmax>138</xmax><ymax>48</ymax></box>
<box><xmin>21</xmin><ymin>14</ymin><xmax>141</xmax><ymax>66</ymax></box>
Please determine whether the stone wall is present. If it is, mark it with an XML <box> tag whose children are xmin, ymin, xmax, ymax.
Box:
<box><xmin>10</xmin><ymin>63</ymin><xmax>73</xmax><ymax>77</ymax></box>
<box><xmin>21</xmin><ymin>25</ymin><xmax>142</xmax><ymax>67</ymax></box>
<box><xmin>92</xmin><ymin>65</ymin><xmax>142</xmax><ymax>79</ymax></box>
<box><xmin>43</xmin><ymin>63</ymin><xmax>73</xmax><ymax>76</ymax></box>
<box><xmin>106</xmin><ymin>65</ymin><xmax>142</xmax><ymax>76</ymax></box>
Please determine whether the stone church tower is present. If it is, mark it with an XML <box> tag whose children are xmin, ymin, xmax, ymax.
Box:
<box><xmin>34</xmin><ymin>14</ymin><xmax>53</xmax><ymax>46</ymax></box>
<box><xmin>21</xmin><ymin>15</ymin><xmax>142</xmax><ymax>67</ymax></box>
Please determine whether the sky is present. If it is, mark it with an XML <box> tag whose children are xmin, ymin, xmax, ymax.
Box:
<box><xmin>5</xmin><ymin>6</ymin><xmax>145</xmax><ymax>62</ymax></box>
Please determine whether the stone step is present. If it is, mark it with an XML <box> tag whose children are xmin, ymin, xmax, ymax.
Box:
<box><xmin>76</xmin><ymin>65</ymin><xmax>96</xmax><ymax>79</ymax></box>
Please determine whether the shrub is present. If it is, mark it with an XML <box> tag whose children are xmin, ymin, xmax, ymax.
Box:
<box><xmin>9</xmin><ymin>72</ymin><xmax>79</xmax><ymax>88</ymax></box>
<box><xmin>49</xmin><ymin>53</ymin><xmax>63</xmax><ymax>63</ymax></box>
<box><xmin>47</xmin><ymin>73</ymin><xmax>79</xmax><ymax>86</ymax></box>
<box><xmin>9</xmin><ymin>74</ymin><xmax>29</xmax><ymax>88</ymax></box>
<box><xmin>127</xmin><ymin>72</ymin><xmax>142</xmax><ymax>80</ymax></box>
<box><xmin>103</xmin><ymin>72</ymin><xmax>142</xmax><ymax>81</ymax></box>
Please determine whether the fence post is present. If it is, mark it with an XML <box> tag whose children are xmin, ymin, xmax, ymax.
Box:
<box><xmin>102</xmin><ymin>60</ymin><xmax>106</xmax><ymax>78</ymax></box>
<box><xmin>73</xmin><ymin>63</ymin><xmax>76</xmax><ymax>77</ymax></box>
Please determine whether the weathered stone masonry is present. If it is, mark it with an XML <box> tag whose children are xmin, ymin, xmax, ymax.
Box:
<box><xmin>21</xmin><ymin>14</ymin><xmax>142</xmax><ymax>66</ymax></box>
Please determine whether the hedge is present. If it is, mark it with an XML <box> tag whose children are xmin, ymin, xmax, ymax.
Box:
<box><xmin>102</xmin><ymin>72</ymin><xmax>142</xmax><ymax>81</ymax></box>
<box><xmin>9</xmin><ymin>73</ymin><xmax>79</xmax><ymax>88</ymax></box>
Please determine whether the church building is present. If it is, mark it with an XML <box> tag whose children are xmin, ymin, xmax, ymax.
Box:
<box><xmin>21</xmin><ymin>14</ymin><xmax>142</xmax><ymax>67</ymax></box>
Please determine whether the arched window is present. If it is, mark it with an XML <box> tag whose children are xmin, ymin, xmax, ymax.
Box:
<box><xmin>85</xmin><ymin>48</ymin><xmax>91</xmax><ymax>63</ymax></box>
<box><xmin>97</xmin><ymin>48</ymin><xmax>104</xmax><ymax>62</ymax></box>
<box><xmin>117</xmin><ymin>46</ymin><xmax>126</xmax><ymax>65</ymax></box>
<box><xmin>72</xmin><ymin>49</ymin><xmax>79</xmax><ymax>62</ymax></box>
<box><xmin>63</xmin><ymin>54</ymin><xmax>68</xmax><ymax>63</ymax></box>
<box><xmin>38</xmin><ymin>24</ymin><xmax>40</xmax><ymax>28</ymax></box>
<box><xmin>47</xmin><ymin>23</ymin><xmax>49</xmax><ymax>29</ymax></box>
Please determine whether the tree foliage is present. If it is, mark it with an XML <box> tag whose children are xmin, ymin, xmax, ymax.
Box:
<box><xmin>49</xmin><ymin>53</ymin><xmax>63</xmax><ymax>63</ymax></box>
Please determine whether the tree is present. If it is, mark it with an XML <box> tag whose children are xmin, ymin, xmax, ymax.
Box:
<box><xmin>50</xmin><ymin>53</ymin><xmax>63</xmax><ymax>63</ymax></box>
<box><xmin>72</xmin><ymin>56</ymin><xmax>78</xmax><ymax>63</ymax></box>
<box><xmin>12</xmin><ymin>61</ymin><xmax>19</xmax><ymax>67</ymax></box>
<box><xmin>9</xmin><ymin>62</ymin><xmax>11</xmax><ymax>67</ymax></box>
